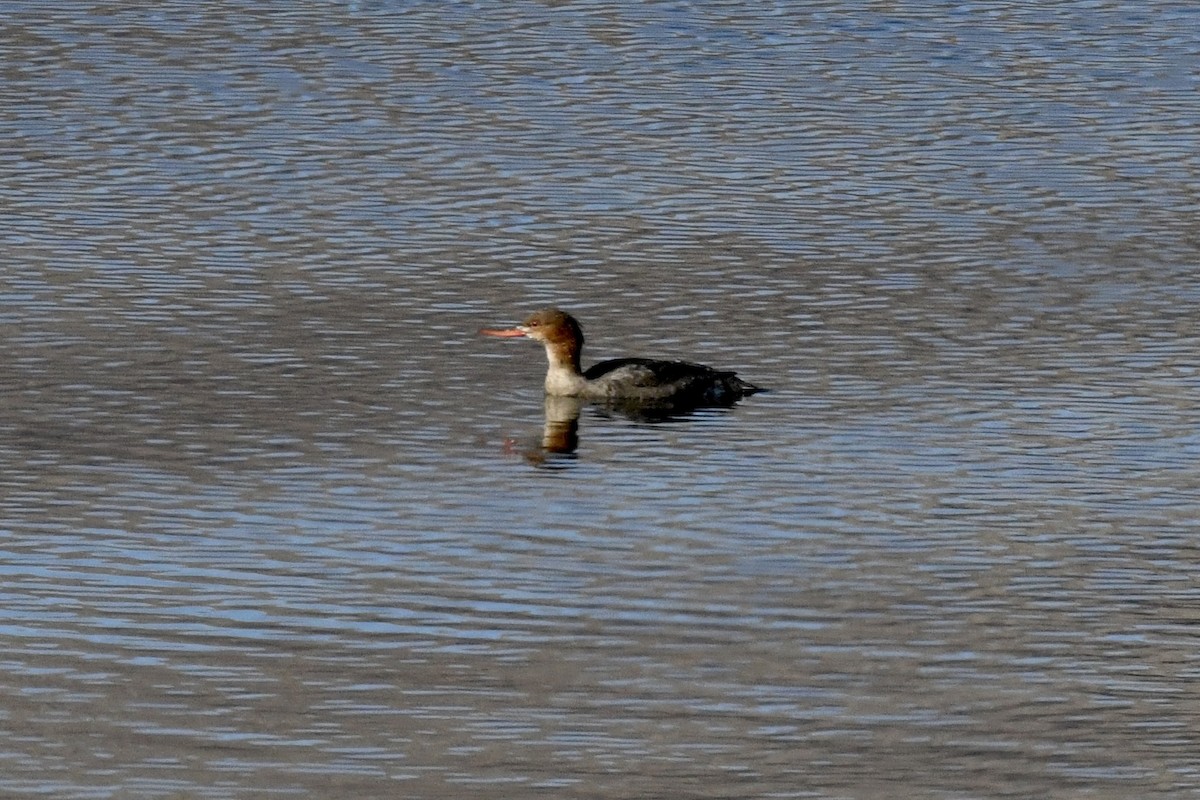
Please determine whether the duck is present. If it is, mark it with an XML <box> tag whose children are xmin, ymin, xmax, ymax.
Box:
<box><xmin>481</xmin><ymin>308</ymin><xmax>762</xmax><ymax>408</ymax></box>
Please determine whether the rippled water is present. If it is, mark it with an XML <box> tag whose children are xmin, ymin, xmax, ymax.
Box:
<box><xmin>3</xmin><ymin>1</ymin><xmax>1199</xmax><ymax>797</ymax></box>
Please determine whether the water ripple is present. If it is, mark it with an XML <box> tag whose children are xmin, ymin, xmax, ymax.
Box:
<box><xmin>3</xmin><ymin>0</ymin><xmax>1199</xmax><ymax>797</ymax></box>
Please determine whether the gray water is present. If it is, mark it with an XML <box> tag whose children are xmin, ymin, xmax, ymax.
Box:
<box><xmin>3</xmin><ymin>1</ymin><xmax>1199</xmax><ymax>797</ymax></box>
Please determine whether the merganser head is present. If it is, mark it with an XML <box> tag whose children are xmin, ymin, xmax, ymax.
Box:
<box><xmin>480</xmin><ymin>308</ymin><xmax>584</xmax><ymax>347</ymax></box>
<box><xmin>480</xmin><ymin>308</ymin><xmax>585</xmax><ymax>373</ymax></box>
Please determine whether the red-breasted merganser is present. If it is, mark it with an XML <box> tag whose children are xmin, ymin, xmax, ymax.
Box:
<box><xmin>481</xmin><ymin>308</ymin><xmax>763</xmax><ymax>407</ymax></box>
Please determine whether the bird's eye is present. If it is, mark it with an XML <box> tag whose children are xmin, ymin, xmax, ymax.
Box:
<box><xmin>528</xmin><ymin>321</ymin><xmax>539</xmax><ymax>327</ymax></box>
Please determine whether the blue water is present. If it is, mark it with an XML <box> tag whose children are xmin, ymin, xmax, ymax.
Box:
<box><xmin>2</xmin><ymin>1</ymin><xmax>1199</xmax><ymax>797</ymax></box>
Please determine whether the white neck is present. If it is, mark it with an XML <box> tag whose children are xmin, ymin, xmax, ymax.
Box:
<box><xmin>545</xmin><ymin>362</ymin><xmax>588</xmax><ymax>396</ymax></box>
<box><xmin>543</xmin><ymin>342</ymin><xmax>587</xmax><ymax>396</ymax></box>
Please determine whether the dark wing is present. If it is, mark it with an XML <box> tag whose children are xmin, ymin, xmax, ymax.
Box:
<box><xmin>583</xmin><ymin>357</ymin><xmax>718</xmax><ymax>386</ymax></box>
<box><xmin>583</xmin><ymin>358</ymin><xmax>760</xmax><ymax>408</ymax></box>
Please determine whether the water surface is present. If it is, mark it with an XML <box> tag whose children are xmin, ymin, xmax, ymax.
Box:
<box><xmin>3</xmin><ymin>1</ymin><xmax>1199</xmax><ymax>797</ymax></box>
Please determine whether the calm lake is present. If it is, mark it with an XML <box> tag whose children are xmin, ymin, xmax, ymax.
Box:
<box><xmin>3</xmin><ymin>1</ymin><xmax>1199</xmax><ymax>797</ymax></box>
